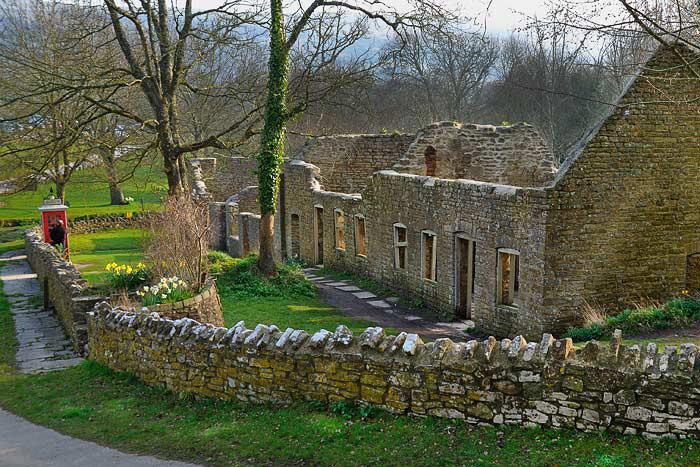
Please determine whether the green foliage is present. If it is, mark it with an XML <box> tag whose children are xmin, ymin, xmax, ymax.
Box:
<box><xmin>207</xmin><ymin>251</ymin><xmax>238</xmax><ymax>275</ymax></box>
<box><xmin>217</xmin><ymin>254</ymin><xmax>315</xmax><ymax>299</ymax></box>
<box><xmin>330</xmin><ymin>400</ymin><xmax>377</xmax><ymax>421</ymax></box>
<box><xmin>565</xmin><ymin>297</ymin><xmax>700</xmax><ymax>342</ymax></box>
<box><xmin>256</xmin><ymin>0</ymin><xmax>289</xmax><ymax>215</ymax></box>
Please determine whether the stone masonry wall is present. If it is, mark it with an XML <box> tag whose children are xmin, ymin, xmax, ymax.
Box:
<box><xmin>188</xmin><ymin>156</ymin><xmax>258</xmax><ymax>202</ymax></box>
<box><xmin>543</xmin><ymin>44</ymin><xmax>700</xmax><ymax>326</ymax></box>
<box><xmin>392</xmin><ymin>122</ymin><xmax>557</xmax><ymax>187</ymax></box>
<box><xmin>89</xmin><ymin>305</ymin><xmax>700</xmax><ymax>440</ymax></box>
<box><xmin>283</xmin><ymin>160</ymin><xmax>549</xmax><ymax>338</ymax></box>
<box><xmin>25</xmin><ymin>230</ymin><xmax>105</xmax><ymax>354</ymax></box>
<box><xmin>144</xmin><ymin>280</ymin><xmax>224</xmax><ymax>327</ymax></box>
<box><xmin>297</xmin><ymin>134</ymin><xmax>415</xmax><ymax>193</ymax></box>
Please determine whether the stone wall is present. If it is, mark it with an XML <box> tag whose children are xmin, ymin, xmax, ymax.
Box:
<box><xmin>24</xmin><ymin>230</ymin><xmax>105</xmax><ymax>354</ymax></box>
<box><xmin>70</xmin><ymin>212</ymin><xmax>148</xmax><ymax>234</ymax></box>
<box><xmin>89</xmin><ymin>305</ymin><xmax>700</xmax><ymax>440</ymax></box>
<box><xmin>392</xmin><ymin>122</ymin><xmax>557</xmax><ymax>187</ymax></box>
<box><xmin>297</xmin><ymin>134</ymin><xmax>415</xmax><ymax>193</ymax></box>
<box><xmin>283</xmin><ymin>160</ymin><xmax>549</xmax><ymax>337</ymax></box>
<box><xmin>144</xmin><ymin>280</ymin><xmax>224</xmax><ymax>327</ymax></box>
<box><xmin>188</xmin><ymin>156</ymin><xmax>258</xmax><ymax>202</ymax></box>
<box><xmin>542</xmin><ymin>44</ymin><xmax>700</xmax><ymax>326</ymax></box>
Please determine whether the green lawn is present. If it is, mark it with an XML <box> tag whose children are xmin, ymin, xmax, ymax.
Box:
<box><xmin>0</xmin><ymin>160</ymin><xmax>166</xmax><ymax>221</ymax></box>
<box><xmin>70</xmin><ymin>229</ymin><xmax>146</xmax><ymax>285</ymax></box>
<box><xmin>220</xmin><ymin>295</ymin><xmax>396</xmax><ymax>335</ymax></box>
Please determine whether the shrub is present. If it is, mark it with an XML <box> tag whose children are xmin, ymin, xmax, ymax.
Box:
<box><xmin>208</xmin><ymin>251</ymin><xmax>237</xmax><ymax>275</ymax></box>
<box><xmin>564</xmin><ymin>297</ymin><xmax>700</xmax><ymax>342</ymax></box>
<box><xmin>137</xmin><ymin>276</ymin><xmax>193</xmax><ymax>306</ymax></box>
<box><xmin>104</xmin><ymin>262</ymin><xmax>149</xmax><ymax>290</ymax></box>
<box><xmin>217</xmin><ymin>254</ymin><xmax>315</xmax><ymax>299</ymax></box>
<box><xmin>144</xmin><ymin>195</ymin><xmax>211</xmax><ymax>292</ymax></box>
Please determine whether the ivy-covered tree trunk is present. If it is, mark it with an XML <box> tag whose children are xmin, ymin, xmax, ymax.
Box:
<box><xmin>256</xmin><ymin>0</ymin><xmax>289</xmax><ymax>276</ymax></box>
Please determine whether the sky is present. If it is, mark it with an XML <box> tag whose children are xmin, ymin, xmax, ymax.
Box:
<box><xmin>189</xmin><ymin>0</ymin><xmax>555</xmax><ymax>35</ymax></box>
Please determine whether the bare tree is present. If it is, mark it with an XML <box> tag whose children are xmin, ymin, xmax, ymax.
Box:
<box><xmin>0</xmin><ymin>0</ymin><xmax>110</xmax><ymax>200</ymax></box>
<box><xmin>100</xmin><ymin>0</ymin><xmax>266</xmax><ymax>195</ymax></box>
<box><xmin>387</xmin><ymin>22</ymin><xmax>499</xmax><ymax>123</ymax></box>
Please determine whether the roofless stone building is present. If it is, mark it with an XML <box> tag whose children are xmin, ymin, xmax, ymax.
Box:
<box><xmin>193</xmin><ymin>43</ymin><xmax>700</xmax><ymax>339</ymax></box>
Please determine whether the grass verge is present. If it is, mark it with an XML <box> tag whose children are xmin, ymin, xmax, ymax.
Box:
<box><xmin>216</xmin><ymin>254</ymin><xmax>395</xmax><ymax>334</ymax></box>
<box><xmin>0</xmin><ymin>279</ymin><xmax>17</xmax><ymax>375</ymax></box>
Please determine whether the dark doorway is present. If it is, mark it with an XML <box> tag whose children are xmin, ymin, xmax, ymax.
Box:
<box><xmin>456</xmin><ymin>236</ymin><xmax>475</xmax><ymax>319</ymax></box>
<box><xmin>314</xmin><ymin>206</ymin><xmax>324</xmax><ymax>265</ymax></box>
<box><xmin>424</xmin><ymin>146</ymin><xmax>437</xmax><ymax>177</ymax></box>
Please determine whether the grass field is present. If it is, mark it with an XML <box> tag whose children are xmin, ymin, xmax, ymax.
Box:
<box><xmin>70</xmin><ymin>229</ymin><xmax>146</xmax><ymax>285</ymax></box>
<box><xmin>0</xmin><ymin>159</ymin><xmax>166</xmax><ymax>221</ymax></box>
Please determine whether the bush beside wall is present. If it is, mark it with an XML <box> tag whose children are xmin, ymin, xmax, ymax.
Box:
<box><xmin>89</xmin><ymin>303</ymin><xmax>700</xmax><ymax>440</ymax></box>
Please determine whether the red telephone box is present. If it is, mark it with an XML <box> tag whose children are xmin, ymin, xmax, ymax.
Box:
<box><xmin>38</xmin><ymin>198</ymin><xmax>69</xmax><ymax>253</ymax></box>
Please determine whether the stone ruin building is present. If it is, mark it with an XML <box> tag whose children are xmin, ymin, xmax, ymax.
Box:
<box><xmin>191</xmin><ymin>44</ymin><xmax>700</xmax><ymax>340</ymax></box>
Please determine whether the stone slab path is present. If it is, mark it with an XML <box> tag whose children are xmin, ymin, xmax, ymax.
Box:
<box><xmin>0</xmin><ymin>408</ymin><xmax>199</xmax><ymax>467</ymax></box>
<box><xmin>304</xmin><ymin>267</ymin><xmax>478</xmax><ymax>342</ymax></box>
<box><xmin>0</xmin><ymin>251</ymin><xmax>83</xmax><ymax>373</ymax></box>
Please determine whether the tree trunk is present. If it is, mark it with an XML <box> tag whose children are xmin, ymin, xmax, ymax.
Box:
<box><xmin>256</xmin><ymin>0</ymin><xmax>289</xmax><ymax>277</ymax></box>
<box><xmin>161</xmin><ymin>141</ymin><xmax>184</xmax><ymax>196</ymax></box>
<box><xmin>109</xmin><ymin>182</ymin><xmax>126</xmax><ymax>205</ymax></box>
<box><xmin>104</xmin><ymin>149</ymin><xmax>126</xmax><ymax>205</ymax></box>
<box><xmin>55</xmin><ymin>179</ymin><xmax>66</xmax><ymax>203</ymax></box>
<box><xmin>259</xmin><ymin>212</ymin><xmax>276</xmax><ymax>275</ymax></box>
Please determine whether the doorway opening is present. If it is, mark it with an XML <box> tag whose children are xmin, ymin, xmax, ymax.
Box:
<box><xmin>314</xmin><ymin>206</ymin><xmax>324</xmax><ymax>265</ymax></box>
<box><xmin>455</xmin><ymin>236</ymin><xmax>475</xmax><ymax>319</ymax></box>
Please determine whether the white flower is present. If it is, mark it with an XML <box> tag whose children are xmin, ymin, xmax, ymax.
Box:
<box><xmin>172</xmin><ymin>283</ymin><xmax>178</xmax><ymax>289</ymax></box>
<box><xmin>161</xmin><ymin>294</ymin><xmax>167</xmax><ymax>299</ymax></box>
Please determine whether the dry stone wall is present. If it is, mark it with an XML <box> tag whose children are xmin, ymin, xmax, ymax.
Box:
<box><xmin>89</xmin><ymin>305</ymin><xmax>700</xmax><ymax>440</ymax></box>
<box><xmin>297</xmin><ymin>134</ymin><xmax>415</xmax><ymax>193</ymax></box>
<box><xmin>25</xmin><ymin>230</ymin><xmax>105</xmax><ymax>354</ymax></box>
<box><xmin>188</xmin><ymin>156</ymin><xmax>257</xmax><ymax>202</ymax></box>
<box><xmin>392</xmin><ymin>122</ymin><xmax>557</xmax><ymax>187</ymax></box>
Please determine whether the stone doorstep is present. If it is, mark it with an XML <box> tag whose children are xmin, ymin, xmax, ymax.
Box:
<box><xmin>368</xmin><ymin>300</ymin><xmax>391</xmax><ymax>309</ymax></box>
<box><xmin>403</xmin><ymin>315</ymin><xmax>424</xmax><ymax>322</ymax></box>
<box><xmin>326</xmin><ymin>282</ymin><xmax>348</xmax><ymax>287</ymax></box>
<box><xmin>337</xmin><ymin>285</ymin><xmax>361</xmax><ymax>292</ymax></box>
<box><xmin>352</xmin><ymin>291</ymin><xmax>377</xmax><ymax>299</ymax></box>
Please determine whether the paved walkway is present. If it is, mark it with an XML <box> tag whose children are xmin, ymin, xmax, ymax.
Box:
<box><xmin>304</xmin><ymin>267</ymin><xmax>477</xmax><ymax>342</ymax></box>
<box><xmin>0</xmin><ymin>251</ymin><xmax>201</xmax><ymax>466</ymax></box>
<box><xmin>0</xmin><ymin>408</ymin><xmax>199</xmax><ymax>467</ymax></box>
<box><xmin>0</xmin><ymin>251</ymin><xmax>83</xmax><ymax>373</ymax></box>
